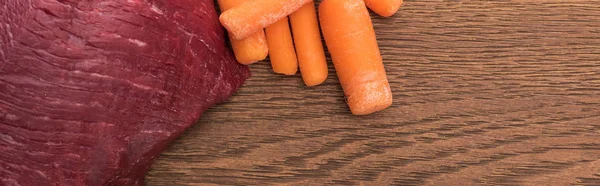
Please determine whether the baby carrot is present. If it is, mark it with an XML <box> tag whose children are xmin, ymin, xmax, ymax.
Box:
<box><xmin>217</xmin><ymin>0</ymin><xmax>268</xmax><ymax>65</ymax></box>
<box><xmin>219</xmin><ymin>0</ymin><xmax>312</xmax><ymax>40</ymax></box>
<box><xmin>364</xmin><ymin>0</ymin><xmax>403</xmax><ymax>17</ymax></box>
<box><xmin>290</xmin><ymin>1</ymin><xmax>328</xmax><ymax>86</ymax></box>
<box><xmin>265</xmin><ymin>17</ymin><xmax>298</xmax><ymax>75</ymax></box>
<box><xmin>319</xmin><ymin>0</ymin><xmax>393</xmax><ymax>115</ymax></box>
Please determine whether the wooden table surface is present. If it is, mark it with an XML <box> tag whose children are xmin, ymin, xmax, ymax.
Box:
<box><xmin>146</xmin><ymin>0</ymin><xmax>600</xmax><ymax>185</ymax></box>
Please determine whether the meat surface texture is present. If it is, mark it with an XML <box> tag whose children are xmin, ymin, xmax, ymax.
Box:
<box><xmin>0</xmin><ymin>0</ymin><xmax>249</xmax><ymax>185</ymax></box>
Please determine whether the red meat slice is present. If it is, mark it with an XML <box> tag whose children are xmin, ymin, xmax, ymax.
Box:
<box><xmin>0</xmin><ymin>0</ymin><xmax>249</xmax><ymax>185</ymax></box>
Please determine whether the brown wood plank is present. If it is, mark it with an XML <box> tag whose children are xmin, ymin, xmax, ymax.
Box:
<box><xmin>146</xmin><ymin>0</ymin><xmax>600</xmax><ymax>185</ymax></box>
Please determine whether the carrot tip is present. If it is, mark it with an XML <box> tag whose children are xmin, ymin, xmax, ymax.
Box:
<box><xmin>302</xmin><ymin>74</ymin><xmax>327</xmax><ymax>87</ymax></box>
<box><xmin>365</xmin><ymin>0</ymin><xmax>403</xmax><ymax>17</ymax></box>
<box><xmin>347</xmin><ymin>81</ymin><xmax>393</xmax><ymax>115</ymax></box>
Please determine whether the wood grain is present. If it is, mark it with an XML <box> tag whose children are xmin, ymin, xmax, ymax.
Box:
<box><xmin>146</xmin><ymin>0</ymin><xmax>600</xmax><ymax>185</ymax></box>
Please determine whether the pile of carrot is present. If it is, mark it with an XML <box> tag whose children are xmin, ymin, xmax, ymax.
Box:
<box><xmin>218</xmin><ymin>0</ymin><xmax>402</xmax><ymax>115</ymax></box>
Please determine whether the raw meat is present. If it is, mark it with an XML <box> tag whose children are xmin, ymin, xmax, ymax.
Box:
<box><xmin>0</xmin><ymin>0</ymin><xmax>249</xmax><ymax>185</ymax></box>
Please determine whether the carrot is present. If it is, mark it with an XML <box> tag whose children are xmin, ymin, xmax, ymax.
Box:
<box><xmin>290</xmin><ymin>1</ymin><xmax>328</xmax><ymax>86</ymax></box>
<box><xmin>364</xmin><ymin>0</ymin><xmax>403</xmax><ymax>17</ymax></box>
<box><xmin>319</xmin><ymin>0</ymin><xmax>393</xmax><ymax>115</ymax></box>
<box><xmin>265</xmin><ymin>17</ymin><xmax>298</xmax><ymax>75</ymax></box>
<box><xmin>217</xmin><ymin>0</ymin><xmax>268</xmax><ymax>65</ymax></box>
<box><xmin>219</xmin><ymin>0</ymin><xmax>312</xmax><ymax>40</ymax></box>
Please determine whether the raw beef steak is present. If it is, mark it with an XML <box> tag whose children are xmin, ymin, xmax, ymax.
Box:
<box><xmin>0</xmin><ymin>0</ymin><xmax>249</xmax><ymax>185</ymax></box>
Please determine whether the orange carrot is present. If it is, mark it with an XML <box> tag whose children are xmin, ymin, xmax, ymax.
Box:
<box><xmin>319</xmin><ymin>0</ymin><xmax>393</xmax><ymax>115</ymax></box>
<box><xmin>218</xmin><ymin>0</ymin><xmax>268</xmax><ymax>65</ymax></box>
<box><xmin>364</xmin><ymin>0</ymin><xmax>403</xmax><ymax>17</ymax></box>
<box><xmin>290</xmin><ymin>1</ymin><xmax>328</xmax><ymax>86</ymax></box>
<box><xmin>219</xmin><ymin>0</ymin><xmax>312</xmax><ymax>40</ymax></box>
<box><xmin>265</xmin><ymin>17</ymin><xmax>298</xmax><ymax>75</ymax></box>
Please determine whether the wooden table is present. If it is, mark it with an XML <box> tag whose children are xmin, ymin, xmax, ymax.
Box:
<box><xmin>146</xmin><ymin>0</ymin><xmax>600</xmax><ymax>185</ymax></box>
